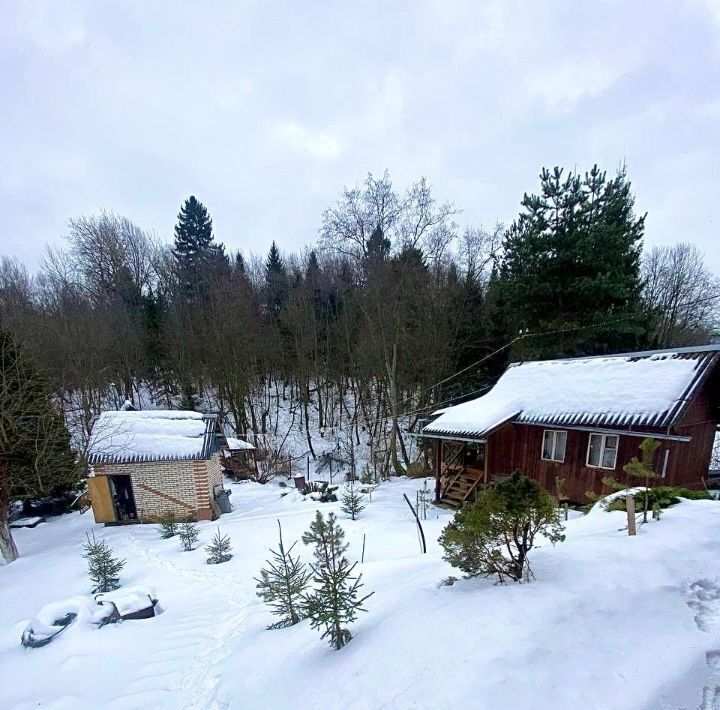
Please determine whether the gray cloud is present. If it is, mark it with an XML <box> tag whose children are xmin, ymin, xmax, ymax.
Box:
<box><xmin>1</xmin><ymin>0</ymin><xmax>718</xmax><ymax>269</ymax></box>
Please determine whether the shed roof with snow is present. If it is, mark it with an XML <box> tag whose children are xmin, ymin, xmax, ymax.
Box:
<box><xmin>224</xmin><ymin>436</ymin><xmax>255</xmax><ymax>451</ymax></box>
<box><xmin>423</xmin><ymin>345</ymin><xmax>720</xmax><ymax>440</ymax></box>
<box><xmin>88</xmin><ymin>410</ymin><xmax>220</xmax><ymax>464</ymax></box>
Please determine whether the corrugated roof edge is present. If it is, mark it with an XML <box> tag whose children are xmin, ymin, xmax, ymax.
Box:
<box><xmin>663</xmin><ymin>350</ymin><xmax>720</xmax><ymax>427</ymax></box>
<box><xmin>507</xmin><ymin>343</ymin><xmax>720</xmax><ymax>368</ymax></box>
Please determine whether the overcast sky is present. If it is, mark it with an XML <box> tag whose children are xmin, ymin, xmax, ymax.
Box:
<box><xmin>1</xmin><ymin>0</ymin><xmax>719</xmax><ymax>271</ymax></box>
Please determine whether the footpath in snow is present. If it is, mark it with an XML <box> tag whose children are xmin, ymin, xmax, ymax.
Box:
<box><xmin>2</xmin><ymin>478</ymin><xmax>720</xmax><ymax>710</ymax></box>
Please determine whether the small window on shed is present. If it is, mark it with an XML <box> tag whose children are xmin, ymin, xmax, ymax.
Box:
<box><xmin>587</xmin><ymin>433</ymin><xmax>618</xmax><ymax>469</ymax></box>
<box><xmin>542</xmin><ymin>430</ymin><xmax>567</xmax><ymax>463</ymax></box>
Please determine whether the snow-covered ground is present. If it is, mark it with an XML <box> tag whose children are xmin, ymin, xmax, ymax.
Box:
<box><xmin>2</xmin><ymin>478</ymin><xmax>720</xmax><ymax>710</ymax></box>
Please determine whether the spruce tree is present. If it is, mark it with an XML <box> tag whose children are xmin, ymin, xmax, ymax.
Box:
<box><xmin>302</xmin><ymin>511</ymin><xmax>373</xmax><ymax>649</ymax></box>
<box><xmin>159</xmin><ymin>510</ymin><xmax>178</xmax><ymax>539</ymax></box>
<box><xmin>172</xmin><ymin>196</ymin><xmax>227</xmax><ymax>300</ymax></box>
<box><xmin>364</xmin><ymin>225</ymin><xmax>390</xmax><ymax>274</ymax></box>
<box><xmin>174</xmin><ymin>195</ymin><xmax>214</xmax><ymax>262</ymax></box>
<box><xmin>206</xmin><ymin>527</ymin><xmax>233</xmax><ymax>564</ymax></box>
<box><xmin>256</xmin><ymin>520</ymin><xmax>311</xmax><ymax>629</ymax></box>
<box><xmin>624</xmin><ymin>437</ymin><xmax>661</xmax><ymax>524</ymax></box>
<box><xmin>265</xmin><ymin>241</ymin><xmax>288</xmax><ymax>317</ymax></box>
<box><xmin>341</xmin><ymin>481</ymin><xmax>366</xmax><ymax>520</ymax></box>
<box><xmin>82</xmin><ymin>532</ymin><xmax>126</xmax><ymax>593</ymax></box>
<box><xmin>178</xmin><ymin>519</ymin><xmax>200</xmax><ymax>551</ymax></box>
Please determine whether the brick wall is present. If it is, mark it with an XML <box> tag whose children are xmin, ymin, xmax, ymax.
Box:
<box><xmin>93</xmin><ymin>457</ymin><xmax>217</xmax><ymax>523</ymax></box>
<box><xmin>208</xmin><ymin>453</ymin><xmax>222</xmax><ymax>492</ymax></box>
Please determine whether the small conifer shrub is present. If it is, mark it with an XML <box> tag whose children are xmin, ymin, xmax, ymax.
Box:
<box><xmin>439</xmin><ymin>471</ymin><xmax>565</xmax><ymax>583</ymax></box>
<box><xmin>206</xmin><ymin>527</ymin><xmax>233</xmax><ymax>564</ymax></box>
<box><xmin>178</xmin><ymin>519</ymin><xmax>200</xmax><ymax>551</ymax></box>
<box><xmin>256</xmin><ymin>520</ymin><xmax>311</xmax><ymax>628</ymax></box>
<box><xmin>341</xmin><ymin>481</ymin><xmax>366</xmax><ymax>520</ymax></box>
<box><xmin>302</xmin><ymin>511</ymin><xmax>373</xmax><ymax>649</ymax></box>
<box><xmin>82</xmin><ymin>532</ymin><xmax>126</xmax><ymax>593</ymax></box>
<box><xmin>159</xmin><ymin>510</ymin><xmax>178</xmax><ymax>539</ymax></box>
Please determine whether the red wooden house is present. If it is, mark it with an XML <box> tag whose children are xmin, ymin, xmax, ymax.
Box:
<box><xmin>421</xmin><ymin>345</ymin><xmax>720</xmax><ymax>506</ymax></box>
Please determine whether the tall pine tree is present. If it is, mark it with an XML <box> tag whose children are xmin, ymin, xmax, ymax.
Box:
<box><xmin>498</xmin><ymin>165</ymin><xmax>647</xmax><ymax>358</ymax></box>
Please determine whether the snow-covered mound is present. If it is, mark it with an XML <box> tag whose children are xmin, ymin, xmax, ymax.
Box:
<box><xmin>94</xmin><ymin>585</ymin><xmax>158</xmax><ymax>618</ymax></box>
<box><xmin>2</xmin><ymin>478</ymin><xmax>720</xmax><ymax>709</ymax></box>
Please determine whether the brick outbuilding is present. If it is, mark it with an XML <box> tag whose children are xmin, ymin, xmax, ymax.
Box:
<box><xmin>87</xmin><ymin>409</ymin><xmax>226</xmax><ymax>524</ymax></box>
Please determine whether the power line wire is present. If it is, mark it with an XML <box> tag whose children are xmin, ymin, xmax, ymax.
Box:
<box><xmin>376</xmin><ymin>297</ymin><xmax>720</xmax><ymax>425</ymax></box>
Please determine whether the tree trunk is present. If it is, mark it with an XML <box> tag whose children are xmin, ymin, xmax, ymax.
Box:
<box><xmin>0</xmin><ymin>459</ymin><xmax>19</xmax><ymax>563</ymax></box>
<box><xmin>386</xmin><ymin>344</ymin><xmax>404</xmax><ymax>476</ymax></box>
<box><xmin>303</xmin><ymin>382</ymin><xmax>316</xmax><ymax>460</ymax></box>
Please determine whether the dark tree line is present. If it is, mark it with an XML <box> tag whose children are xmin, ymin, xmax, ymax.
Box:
<box><xmin>0</xmin><ymin>167</ymin><xmax>717</xmax><ymax>490</ymax></box>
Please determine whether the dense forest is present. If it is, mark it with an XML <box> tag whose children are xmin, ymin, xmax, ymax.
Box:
<box><xmin>0</xmin><ymin>165</ymin><xmax>718</xmax><ymax>479</ymax></box>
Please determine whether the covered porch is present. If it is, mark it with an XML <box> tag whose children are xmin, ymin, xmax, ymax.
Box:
<box><xmin>424</xmin><ymin>435</ymin><xmax>506</xmax><ymax>507</ymax></box>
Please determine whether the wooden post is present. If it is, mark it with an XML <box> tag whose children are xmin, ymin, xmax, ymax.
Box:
<box><xmin>435</xmin><ymin>440</ymin><xmax>442</xmax><ymax>503</ymax></box>
<box><xmin>403</xmin><ymin>494</ymin><xmax>427</xmax><ymax>554</ymax></box>
<box><xmin>483</xmin><ymin>441</ymin><xmax>489</xmax><ymax>485</ymax></box>
<box><xmin>627</xmin><ymin>493</ymin><xmax>637</xmax><ymax>536</ymax></box>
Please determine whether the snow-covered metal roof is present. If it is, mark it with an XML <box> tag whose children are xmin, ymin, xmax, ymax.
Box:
<box><xmin>423</xmin><ymin>346</ymin><xmax>720</xmax><ymax>440</ymax></box>
<box><xmin>88</xmin><ymin>410</ymin><xmax>220</xmax><ymax>464</ymax></box>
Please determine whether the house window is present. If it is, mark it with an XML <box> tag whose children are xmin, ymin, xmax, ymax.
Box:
<box><xmin>542</xmin><ymin>430</ymin><xmax>567</xmax><ymax>463</ymax></box>
<box><xmin>586</xmin><ymin>433</ymin><xmax>618</xmax><ymax>469</ymax></box>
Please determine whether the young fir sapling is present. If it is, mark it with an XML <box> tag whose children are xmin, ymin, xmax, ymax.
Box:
<box><xmin>178</xmin><ymin>519</ymin><xmax>200</xmax><ymax>551</ymax></box>
<box><xmin>159</xmin><ymin>509</ymin><xmax>178</xmax><ymax>539</ymax></box>
<box><xmin>341</xmin><ymin>481</ymin><xmax>366</xmax><ymax>520</ymax></box>
<box><xmin>302</xmin><ymin>510</ymin><xmax>373</xmax><ymax>649</ymax></box>
<box><xmin>206</xmin><ymin>527</ymin><xmax>233</xmax><ymax>564</ymax></box>
<box><xmin>82</xmin><ymin>532</ymin><xmax>126</xmax><ymax>593</ymax></box>
<box><xmin>256</xmin><ymin>520</ymin><xmax>311</xmax><ymax>628</ymax></box>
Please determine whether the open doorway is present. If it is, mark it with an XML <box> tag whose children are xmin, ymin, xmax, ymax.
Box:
<box><xmin>109</xmin><ymin>475</ymin><xmax>138</xmax><ymax>522</ymax></box>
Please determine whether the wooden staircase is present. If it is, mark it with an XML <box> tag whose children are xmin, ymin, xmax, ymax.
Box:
<box><xmin>440</xmin><ymin>470</ymin><xmax>483</xmax><ymax>507</ymax></box>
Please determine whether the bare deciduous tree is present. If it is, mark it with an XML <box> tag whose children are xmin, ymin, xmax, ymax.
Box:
<box><xmin>642</xmin><ymin>243</ymin><xmax>720</xmax><ymax>347</ymax></box>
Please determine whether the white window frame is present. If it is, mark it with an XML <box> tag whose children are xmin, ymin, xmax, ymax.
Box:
<box><xmin>541</xmin><ymin>429</ymin><xmax>567</xmax><ymax>463</ymax></box>
<box><xmin>586</xmin><ymin>433</ymin><xmax>619</xmax><ymax>470</ymax></box>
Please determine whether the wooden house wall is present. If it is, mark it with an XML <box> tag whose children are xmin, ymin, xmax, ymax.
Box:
<box><xmin>670</xmin><ymin>386</ymin><xmax>717</xmax><ymax>481</ymax></box>
<box><xmin>486</xmin><ymin>415</ymin><xmax>714</xmax><ymax>504</ymax></box>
